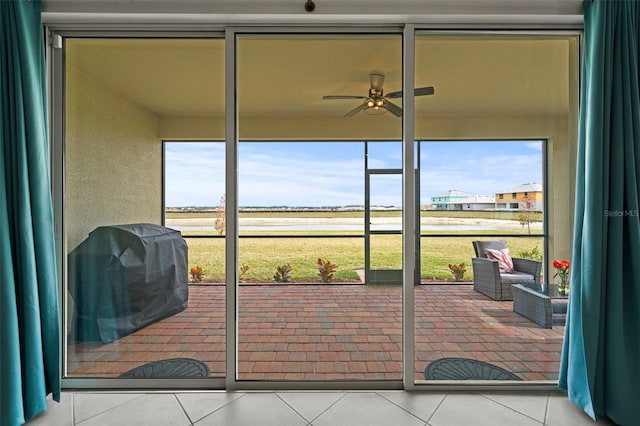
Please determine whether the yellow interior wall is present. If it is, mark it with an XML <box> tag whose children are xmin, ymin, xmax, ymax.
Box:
<box><xmin>65</xmin><ymin>66</ymin><xmax>162</xmax><ymax>251</ymax></box>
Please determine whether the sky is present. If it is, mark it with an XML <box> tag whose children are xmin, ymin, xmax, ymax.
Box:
<box><xmin>164</xmin><ymin>140</ymin><xmax>543</xmax><ymax>207</ymax></box>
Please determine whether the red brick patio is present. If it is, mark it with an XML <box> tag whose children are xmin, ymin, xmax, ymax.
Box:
<box><xmin>67</xmin><ymin>283</ymin><xmax>564</xmax><ymax>381</ymax></box>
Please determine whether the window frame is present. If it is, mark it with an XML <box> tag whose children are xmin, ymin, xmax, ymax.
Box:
<box><xmin>48</xmin><ymin>25</ymin><xmax>580</xmax><ymax>392</ymax></box>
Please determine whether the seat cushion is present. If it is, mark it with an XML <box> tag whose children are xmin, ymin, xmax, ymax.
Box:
<box><xmin>500</xmin><ymin>272</ymin><xmax>534</xmax><ymax>282</ymax></box>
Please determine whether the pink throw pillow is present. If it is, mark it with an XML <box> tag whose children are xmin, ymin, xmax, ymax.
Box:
<box><xmin>485</xmin><ymin>248</ymin><xmax>515</xmax><ymax>273</ymax></box>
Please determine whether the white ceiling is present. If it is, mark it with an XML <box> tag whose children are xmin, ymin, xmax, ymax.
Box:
<box><xmin>66</xmin><ymin>34</ymin><xmax>573</xmax><ymax>120</ymax></box>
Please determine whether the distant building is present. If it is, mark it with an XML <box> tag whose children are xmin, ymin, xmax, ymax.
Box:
<box><xmin>431</xmin><ymin>190</ymin><xmax>473</xmax><ymax>210</ymax></box>
<box><xmin>494</xmin><ymin>182</ymin><xmax>543</xmax><ymax>211</ymax></box>
<box><xmin>452</xmin><ymin>195</ymin><xmax>496</xmax><ymax>211</ymax></box>
<box><xmin>431</xmin><ymin>190</ymin><xmax>495</xmax><ymax>211</ymax></box>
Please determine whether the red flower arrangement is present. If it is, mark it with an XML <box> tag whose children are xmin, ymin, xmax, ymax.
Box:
<box><xmin>553</xmin><ymin>259</ymin><xmax>570</xmax><ymax>293</ymax></box>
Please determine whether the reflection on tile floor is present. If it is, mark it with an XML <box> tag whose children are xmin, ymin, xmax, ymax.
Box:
<box><xmin>26</xmin><ymin>391</ymin><xmax>617</xmax><ymax>426</ymax></box>
<box><xmin>68</xmin><ymin>284</ymin><xmax>564</xmax><ymax>381</ymax></box>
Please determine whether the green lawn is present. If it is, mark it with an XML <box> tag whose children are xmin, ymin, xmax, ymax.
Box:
<box><xmin>173</xmin><ymin>210</ymin><xmax>545</xmax><ymax>282</ymax></box>
<box><xmin>185</xmin><ymin>234</ymin><xmax>544</xmax><ymax>282</ymax></box>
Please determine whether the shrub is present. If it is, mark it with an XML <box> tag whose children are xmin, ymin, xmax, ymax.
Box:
<box><xmin>239</xmin><ymin>264</ymin><xmax>250</xmax><ymax>282</ymax></box>
<box><xmin>273</xmin><ymin>263</ymin><xmax>292</xmax><ymax>283</ymax></box>
<box><xmin>316</xmin><ymin>258</ymin><xmax>337</xmax><ymax>283</ymax></box>
<box><xmin>517</xmin><ymin>246</ymin><xmax>543</xmax><ymax>261</ymax></box>
<box><xmin>448</xmin><ymin>262</ymin><xmax>466</xmax><ymax>281</ymax></box>
<box><xmin>190</xmin><ymin>265</ymin><xmax>205</xmax><ymax>283</ymax></box>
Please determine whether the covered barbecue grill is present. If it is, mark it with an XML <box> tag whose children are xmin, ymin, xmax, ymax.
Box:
<box><xmin>68</xmin><ymin>223</ymin><xmax>188</xmax><ymax>343</ymax></box>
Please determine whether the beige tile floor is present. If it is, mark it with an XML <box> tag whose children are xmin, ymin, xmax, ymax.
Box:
<box><xmin>26</xmin><ymin>390</ymin><xmax>617</xmax><ymax>425</ymax></box>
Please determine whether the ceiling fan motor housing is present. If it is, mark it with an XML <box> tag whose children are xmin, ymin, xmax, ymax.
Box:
<box><xmin>370</xmin><ymin>73</ymin><xmax>385</xmax><ymax>90</ymax></box>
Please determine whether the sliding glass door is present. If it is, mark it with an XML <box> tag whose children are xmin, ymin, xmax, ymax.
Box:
<box><xmin>63</xmin><ymin>38</ymin><xmax>226</xmax><ymax>380</ymax></box>
<box><xmin>57</xmin><ymin>28</ymin><xmax>578</xmax><ymax>389</ymax></box>
<box><xmin>413</xmin><ymin>33</ymin><xmax>579</xmax><ymax>384</ymax></box>
<box><xmin>235</xmin><ymin>33</ymin><xmax>403</xmax><ymax>381</ymax></box>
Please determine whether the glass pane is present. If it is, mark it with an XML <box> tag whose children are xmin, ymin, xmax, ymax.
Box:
<box><xmin>65</xmin><ymin>38</ymin><xmax>225</xmax><ymax>379</ymax></box>
<box><xmin>368</xmin><ymin>174</ymin><xmax>402</xmax><ymax>282</ymax></box>
<box><xmin>237</xmin><ymin>33</ymin><xmax>402</xmax><ymax>381</ymax></box>
<box><xmin>369</xmin><ymin>235</ymin><xmax>402</xmax><ymax>270</ymax></box>
<box><xmin>164</xmin><ymin>142</ymin><xmax>226</xmax><ymax>234</ymax></box>
<box><xmin>419</xmin><ymin>236</ymin><xmax>545</xmax><ymax>283</ymax></box>
<box><xmin>414</xmin><ymin>33</ymin><xmax>578</xmax><ymax>383</ymax></box>
<box><xmin>420</xmin><ymin>140</ymin><xmax>543</xmax><ymax>236</ymax></box>
<box><xmin>370</xmin><ymin>174</ymin><xmax>402</xmax><ymax>216</ymax></box>
<box><xmin>368</xmin><ymin>141</ymin><xmax>402</xmax><ymax>169</ymax></box>
<box><xmin>164</xmin><ymin>141</ymin><xmax>226</xmax><ymax>287</ymax></box>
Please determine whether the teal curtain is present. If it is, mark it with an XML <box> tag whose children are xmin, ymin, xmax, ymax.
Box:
<box><xmin>0</xmin><ymin>1</ymin><xmax>61</xmax><ymax>426</ymax></box>
<box><xmin>559</xmin><ymin>1</ymin><xmax>640</xmax><ymax>425</ymax></box>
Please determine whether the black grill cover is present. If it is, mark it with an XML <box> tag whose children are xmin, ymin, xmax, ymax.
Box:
<box><xmin>69</xmin><ymin>223</ymin><xmax>188</xmax><ymax>344</ymax></box>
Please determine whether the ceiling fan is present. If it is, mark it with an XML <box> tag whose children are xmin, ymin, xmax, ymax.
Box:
<box><xmin>322</xmin><ymin>73</ymin><xmax>434</xmax><ymax>117</ymax></box>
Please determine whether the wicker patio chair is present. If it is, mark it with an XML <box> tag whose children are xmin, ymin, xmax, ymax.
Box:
<box><xmin>471</xmin><ymin>240</ymin><xmax>541</xmax><ymax>301</ymax></box>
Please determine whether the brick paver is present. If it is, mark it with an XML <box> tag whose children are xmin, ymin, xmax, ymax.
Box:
<box><xmin>67</xmin><ymin>283</ymin><xmax>564</xmax><ymax>381</ymax></box>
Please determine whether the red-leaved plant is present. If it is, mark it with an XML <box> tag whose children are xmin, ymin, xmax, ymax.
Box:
<box><xmin>316</xmin><ymin>258</ymin><xmax>337</xmax><ymax>283</ymax></box>
<box><xmin>190</xmin><ymin>266</ymin><xmax>205</xmax><ymax>283</ymax></box>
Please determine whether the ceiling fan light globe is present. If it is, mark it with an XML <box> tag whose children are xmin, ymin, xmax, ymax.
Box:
<box><xmin>364</xmin><ymin>105</ymin><xmax>387</xmax><ymax>115</ymax></box>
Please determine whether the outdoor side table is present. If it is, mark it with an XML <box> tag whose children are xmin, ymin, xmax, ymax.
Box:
<box><xmin>512</xmin><ymin>283</ymin><xmax>568</xmax><ymax>328</ymax></box>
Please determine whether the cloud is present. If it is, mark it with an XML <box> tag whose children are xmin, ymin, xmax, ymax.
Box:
<box><xmin>238</xmin><ymin>142</ymin><xmax>365</xmax><ymax>206</ymax></box>
<box><xmin>164</xmin><ymin>142</ymin><xmax>226</xmax><ymax>206</ymax></box>
<box><xmin>165</xmin><ymin>140</ymin><xmax>543</xmax><ymax>207</ymax></box>
<box><xmin>419</xmin><ymin>141</ymin><xmax>543</xmax><ymax>202</ymax></box>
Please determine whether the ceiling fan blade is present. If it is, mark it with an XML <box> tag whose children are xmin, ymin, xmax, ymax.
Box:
<box><xmin>323</xmin><ymin>95</ymin><xmax>367</xmax><ymax>100</ymax></box>
<box><xmin>386</xmin><ymin>101</ymin><xmax>403</xmax><ymax>117</ymax></box>
<box><xmin>385</xmin><ymin>90</ymin><xmax>402</xmax><ymax>99</ymax></box>
<box><xmin>386</xmin><ymin>86</ymin><xmax>435</xmax><ymax>99</ymax></box>
<box><xmin>415</xmin><ymin>86</ymin><xmax>435</xmax><ymax>96</ymax></box>
<box><xmin>344</xmin><ymin>103</ymin><xmax>367</xmax><ymax>118</ymax></box>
